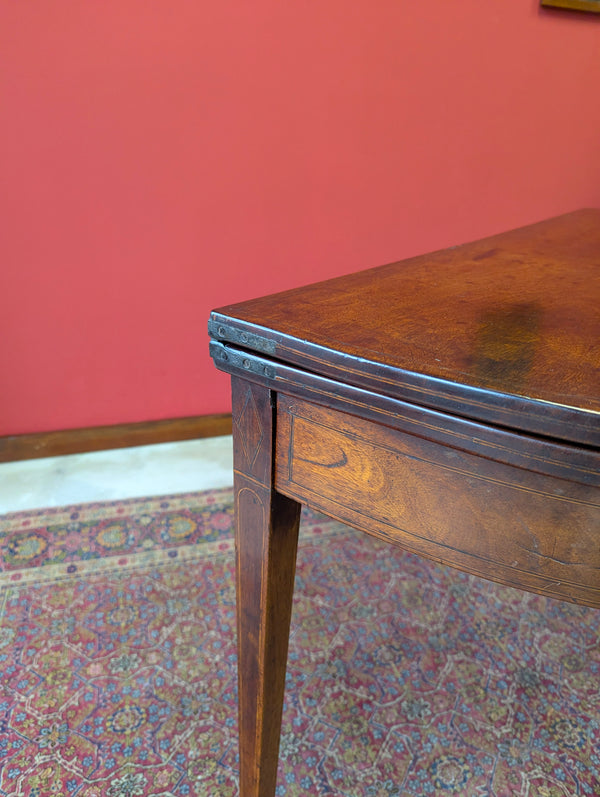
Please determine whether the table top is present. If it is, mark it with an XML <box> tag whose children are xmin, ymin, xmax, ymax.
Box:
<box><xmin>210</xmin><ymin>209</ymin><xmax>600</xmax><ymax>446</ymax></box>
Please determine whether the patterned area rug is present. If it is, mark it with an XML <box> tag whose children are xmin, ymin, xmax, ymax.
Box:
<box><xmin>0</xmin><ymin>488</ymin><xmax>599</xmax><ymax>796</ymax></box>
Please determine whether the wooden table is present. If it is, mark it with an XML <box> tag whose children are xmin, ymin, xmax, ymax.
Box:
<box><xmin>209</xmin><ymin>209</ymin><xmax>600</xmax><ymax>797</ymax></box>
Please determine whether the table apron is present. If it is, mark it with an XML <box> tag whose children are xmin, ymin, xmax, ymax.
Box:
<box><xmin>275</xmin><ymin>394</ymin><xmax>600</xmax><ymax>608</ymax></box>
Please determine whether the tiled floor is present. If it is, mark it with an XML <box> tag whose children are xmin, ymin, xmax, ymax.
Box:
<box><xmin>0</xmin><ymin>435</ymin><xmax>234</xmax><ymax>514</ymax></box>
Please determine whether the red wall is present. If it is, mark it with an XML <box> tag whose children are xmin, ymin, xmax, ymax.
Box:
<box><xmin>1</xmin><ymin>1</ymin><xmax>599</xmax><ymax>436</ymax></box>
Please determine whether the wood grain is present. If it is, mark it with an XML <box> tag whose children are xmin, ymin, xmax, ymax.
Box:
<box><xmin>276</xmin><ymin>396</ymin><xmax>600</xmax><ymax>607</ymax></box>
<box><xmin>211</xmin><ymin>209</ymin><xmax>600</xmax><ymax>445</ymax></box>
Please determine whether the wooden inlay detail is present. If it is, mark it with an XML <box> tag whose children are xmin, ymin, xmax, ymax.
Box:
<box><xmin>235</xmin><ymin>386</ymin><xmax>265</xmax><ymax>471</ymax></box>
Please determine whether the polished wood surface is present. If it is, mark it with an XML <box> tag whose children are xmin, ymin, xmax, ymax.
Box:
<box><xmin>211</xmin><ymin>209</ymin><xmax>599</xmax><ymax>444</ymax></box>
<box><xmin>209</xmin><ymin>210</ymin><xmax>599</xmax><ymax>797</ymax></box>
<box><xmin>276</xmin><ymin>395</ymin><xmax>599</xmax><ymax>607</ymax></box>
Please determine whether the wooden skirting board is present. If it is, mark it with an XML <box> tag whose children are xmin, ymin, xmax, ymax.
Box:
<box><xmin>0</xmin><ymin>414</ymin><xmax>233</xmax><ymax>463</ymax></box>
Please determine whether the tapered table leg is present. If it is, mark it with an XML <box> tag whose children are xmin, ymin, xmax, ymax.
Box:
<box><xmin>231</xmin><ymin>376</ymin><xmax>302</xmax><ymax>797</ymax></box>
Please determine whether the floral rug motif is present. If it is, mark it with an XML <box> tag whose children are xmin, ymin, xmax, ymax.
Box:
<box><xmin>0</xmin><ymin>488</ymin><xmax>599</xmax><ymax>796</ymax></box>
